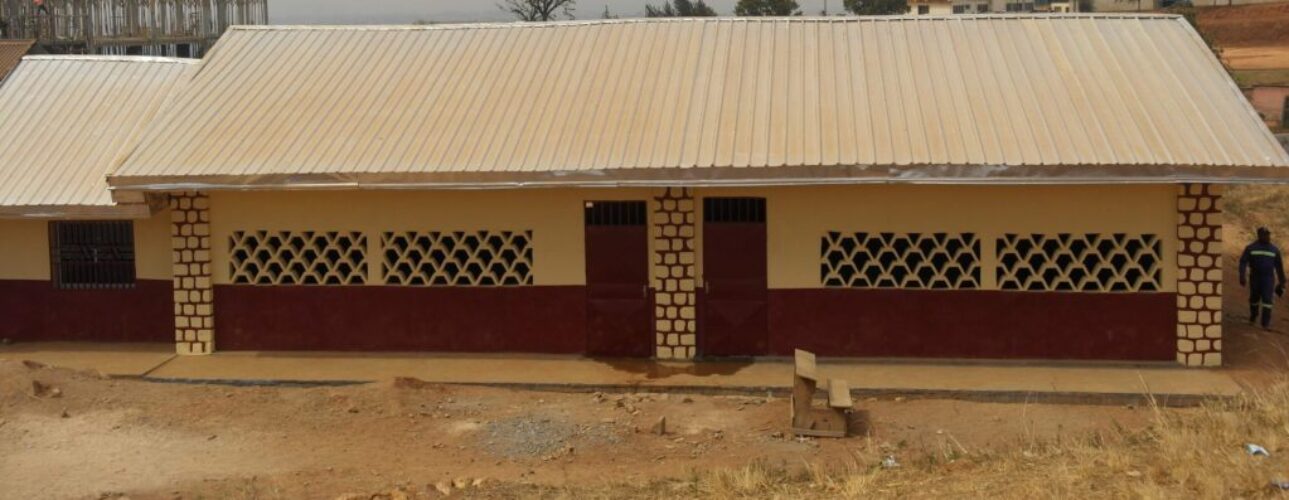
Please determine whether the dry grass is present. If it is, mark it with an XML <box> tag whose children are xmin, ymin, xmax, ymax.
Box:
<box><xmin>496</xmin><ymin>379</ymin><xmax>1289</xmax><ymax>499</ymax></box>
<box><xmin>1224</xmin><ymin>185</ymin><xmax>1289</xmax><ymax>236</ymax></box>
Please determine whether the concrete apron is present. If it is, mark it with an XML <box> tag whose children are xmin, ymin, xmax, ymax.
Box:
<box><xmin>0</xmin><ymin>343</ymin><xmax>1244</xmax><ymax>407</ymax></box>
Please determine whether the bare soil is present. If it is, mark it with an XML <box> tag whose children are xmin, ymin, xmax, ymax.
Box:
<box><xmin>1197</xmin><ymin>3</ymin><xmax>1289</xmax><ymax>49</ymax></box>
<box><xmin>0</xmin><ymin>359</ymin><xmax>1158</xmax><ymax>500</ymax></box>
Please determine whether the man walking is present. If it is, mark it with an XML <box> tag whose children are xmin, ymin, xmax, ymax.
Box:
<box><xmin>1239</xmin><ymin>227</ymin><xmax>1286</xmax><ymax>329</ymax></box>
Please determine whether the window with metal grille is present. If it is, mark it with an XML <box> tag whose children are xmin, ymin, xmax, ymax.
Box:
<box><xmin>703</xmin><ymin>197</ymin><xmax>766</xmax><ymax>224</ymax></box>
<box><xmin>585</xmin><ymin>201</ymin><xmax>647</xmax><ymax>226</ymax></box>
<box><xmin>49</xmin><ymin>221</ymin><xmax>136</xmax><ymax>289</ymax></box>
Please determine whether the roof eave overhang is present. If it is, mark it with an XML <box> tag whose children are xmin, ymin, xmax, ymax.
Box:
<box><xmin>107</xmin><ymin>164</ymin><xmax>1289</xmax><ymax>192</ymax></box>
<box><xmin>0</xmin><ymin>201</ymin><xmax>159</xmax><ymax>220</ymax></box>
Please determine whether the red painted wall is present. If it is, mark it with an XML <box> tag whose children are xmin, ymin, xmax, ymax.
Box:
<box><xmin>766</xmin><ymin>289</ymin><xmax>1177</xmax><ymax>361</ymax></box>
<box><xmin>215</xmin><ymin>285</ymin><xmax>587</xmax><ymax>353</ymax></box>
<box><xmin>0</xmin><ymin>279</ymin><xmax>174</xmax><ymax>342</ymax></box>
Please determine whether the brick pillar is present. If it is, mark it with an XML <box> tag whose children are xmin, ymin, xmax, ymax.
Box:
<box><xmin>1176</xmin><ymin>183</ymin><xmax>1222</xmax><ymax>367</ymax></box>
<box><xmin>651</xmin><ymin>187</ymin><xmax>697</xmax><ymax>360</ymax></box>
<box><xmin>171</xmin><ymin>191</ymin><xmax>214</xmax><ymax>355</ymax></box>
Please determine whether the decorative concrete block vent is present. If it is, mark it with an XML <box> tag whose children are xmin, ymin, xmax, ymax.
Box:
<box><xmin>170</xmin><ymin>192</ymin><xmax>213</xmax><ymax>355</ymax></box>
<box><xmin>230</xmin><ymin>230</ymin><xmax>368</xmax><ymax>285</ymax></box>
<box><xmin>821</xmin><ymin>232</ymin><xmax>981</xmax><ymax>289</ymax></box>
<box><xmin>996</xmin><ymin>233</ymin><xmax>1163</xmax><ymax>292</ymax></box>
<box><xmin>382</xmin><ymin>231</ymin><xmax>533</xmax><ymax>286</ymax></box>
<box><xmin>1176</xmin><ymin>184</ymin><xmax>1223</xmax><ymax>367</ymax></box>
<box><xmin>653</xmin><ymin>187</ymin><xmax>697</xmax><ymax>360</ymax></box>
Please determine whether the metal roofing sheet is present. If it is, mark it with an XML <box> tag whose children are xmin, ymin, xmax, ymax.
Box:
<box><xmin>0</xmin><ymin>40</ymin><xmax>34</xmax><ymax>82</ymax></box>
<box><xmin>111</xmin><ymin>16</ymin><xmax>1289</xmax><ymax>190</ymax></box>
<box><xmin>0</xmin><ymin>56</ymin><xmax>197</xmax><ymax>215</ymax></box>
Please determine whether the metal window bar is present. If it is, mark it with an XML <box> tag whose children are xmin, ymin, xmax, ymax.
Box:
<box><xmin>703</xmin><ymin>197</ymin><xmax>766</xmax><ymax>224</ymax></box>
<box><xmin>585</xmin><ymin>201</ymin><xmax>647</xmax><ymax>226</ymax></box>
<box><xmin>49</xmin><ymin>221</ymin><xmax>135</xmax><ymax>289</ymax></box>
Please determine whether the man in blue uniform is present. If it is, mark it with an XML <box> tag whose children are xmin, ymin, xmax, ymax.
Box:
<box><xmin>1239</xmin><ymin>227</ymin><xmax>1286</xmax><ymax>329</ymax></box>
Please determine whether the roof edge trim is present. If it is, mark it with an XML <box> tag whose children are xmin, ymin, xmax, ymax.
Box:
<box><xmin>22</xmin><ymin>55</ymin><xmax>201</xmax><ymax>64</ymax></box>
<box><xmin>227</xmin><ymin>14</ymin><xmax>1185</xmax><ymax>32</ymax></box>
<box><xmin>107</xmin><ymin>164</ymin><xmax>1289</xmax><ymax>192</ymax></box>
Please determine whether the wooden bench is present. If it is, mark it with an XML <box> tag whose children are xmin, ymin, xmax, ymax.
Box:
<box><xmin>790</xmin><ymin>349</ymin><xmax>852</xmax><ymax>438</ymax></box>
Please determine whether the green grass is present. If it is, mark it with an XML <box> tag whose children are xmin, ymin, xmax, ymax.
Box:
<box><xmin>1232</xmin><ymin>69</ymin><xmax>1289</xmax><ymax>88</ymax></box>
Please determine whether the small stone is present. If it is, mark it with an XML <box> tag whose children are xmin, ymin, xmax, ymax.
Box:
<box><xmin>651</xmin><ymin>416</ymin><xmax>667</xmax><ymax>435</ymax></box>
<box><xmin>31</xmin><ymin>380</ymin><xmax>58</xmax><ymax>398</ymax></box>
<box><xmin>1126</xmin><ymin>470</ymin><xmax>1142</xmax><ymax>478</ymax></box>
<box><xmin>21</xmin><ymin>360</ymin><xmax>45</xmax><ymax>369</ymax></box>
<box><xmin>770</xmin><ymin>431</ymin><xmax>785</xmax><ymax>439</ymax></box>
<box><xmin>433</xmin><ymin>481</ymin><xmax>452</xmax><ymax>496</ymax></box>
<box><xmin>452</xmin><ymin>477</ymin><xmax>469</xmax><ymax>489</ymax></box>
<box><xmin>346</xmin><ymin>407</ymin><xmax>359</xmax><ymax>414</ymax></box>
<box><xmin>682</xmin><ymin>396</ymin><xmax>693</xmax><ymax>404</ymax></box>
<box><xmin>471</xmin><ymin>478</ymin><xmax>486</xmax><ymax>487</ymax></box>
<box><xmin>60</xmin><ymin>409</ymin><xmax>70</xmax><ymax>419</ymax></box>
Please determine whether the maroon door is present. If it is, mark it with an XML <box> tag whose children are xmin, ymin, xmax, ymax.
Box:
<box><xmin>584</xmin><ymin>201</ymin><xmax>653</xmax><ymax>357</ymax></box>
<box><xmin>701</xmin><ymin>197</ymin><xmax>768</xmax><ymax>357</ymax></box>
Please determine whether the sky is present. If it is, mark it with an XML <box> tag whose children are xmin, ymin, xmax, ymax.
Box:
<box><xmin>268</xmin><ymin>0</ymin><xmax>839</xmax><ymax>24</ymax></box>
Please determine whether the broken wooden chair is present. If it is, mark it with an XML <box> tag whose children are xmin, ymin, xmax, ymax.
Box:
<box><xmin>790</xmin><ymin>349</ymin><xmax>853</xmax><ymax>438</ymax></box>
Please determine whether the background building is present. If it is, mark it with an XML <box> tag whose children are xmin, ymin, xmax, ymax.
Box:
<box><xmin>0</xmin><ymin>0</ymin><xmax>267</xmax><ymax>57</ymax></box>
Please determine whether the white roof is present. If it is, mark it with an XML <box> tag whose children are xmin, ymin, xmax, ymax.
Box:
<box><xmin>110</xmin><ymin>16</ymin><xmax>1289</xmax><ymax>190</ymax></box>
<box><xmin>0</xmin><ymin>56</ymin><xmax>197</xmax><ymax>217</ymax></box>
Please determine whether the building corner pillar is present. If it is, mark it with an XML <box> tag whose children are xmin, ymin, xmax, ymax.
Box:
<box><xmin>651</xmin><ymin>187</ymin><xmax>697</xmax><ymax>360</ymax></box>
<box><xmin>171</xmin><ymin>191</ymin><xmax>214</xmax><ymax>355</ymax></box>
<box><xmin>1175</xmin><ymin>183</ymin><xmax>1222</xmax><ymax>367</ymax></box>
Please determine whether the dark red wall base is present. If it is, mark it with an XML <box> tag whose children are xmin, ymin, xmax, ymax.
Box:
<box><xmin>0</xmin><ymin>279</ymin><xmax>173</xmax><ymax>342</ymax></box>
<box><xmin>215</xmin><ymin>285</ymin><xmax>587</xmax><ymax>352</ymax></box>
<box><xmin>1</xmin><ymin>279</ymin><xmax>1176</xmax><ymax>361</ymax></box>
<box><xmin>765</xmin><ymin>289</ymin><xmax>1177</xmax><ymax>361</ymax></box>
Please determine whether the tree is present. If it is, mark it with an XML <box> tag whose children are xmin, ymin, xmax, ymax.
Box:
<box><xmin>734</xmin><ymin>0</ymin><xmax>800</xmax><ymax>15</ymax></box>
<box><xmin>843</xmin><ymin>0</ymin><xmax>908</xmax><ymax>15</ymax></box>
<box><xmin>645</xmin><ymin>0</ymin><xmax>718</xmax><ymax>16</ymax></box>
<box><xmin>499</xmin><ymin>0</ymin><xmax>576</xmax><ymax>21</ymax></box>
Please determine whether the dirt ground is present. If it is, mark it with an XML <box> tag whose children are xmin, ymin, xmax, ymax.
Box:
<box><xmin>1198</xmin><ymin>3</ymin><xmax>1289</xmax><ymax>50</ymax></box>
<box><xmin>0</xmin><ymin>360</ymin><xmax>1162</xmax><ymax>500</ymax></box>
<box><xmin>1194</xmin><ymin>3</ymin><xmax>1289</xmax><ymax>72</ymax></box>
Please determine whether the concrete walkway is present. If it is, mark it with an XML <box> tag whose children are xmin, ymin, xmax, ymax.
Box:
<box><xmin>0</xmin><ymin>342</ymin><xmax>176</xmax><ymax>376</ymax></box>
<box><xmin>0</xmin><ymin>343</ymin><xmax>1244</xmax><ymax>405</ymax></box>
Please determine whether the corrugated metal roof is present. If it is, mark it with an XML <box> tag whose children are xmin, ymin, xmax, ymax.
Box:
<box><xmin>0</xmin><ymin>40</ymin><xmax>35</xmax><ymax>82</ymax></box>
<box><xmin>111</xmin><ymin>16</ymin><xmax>1289</xmax><ymax>190</ymax></box>
<box><xmin>0</xmin><ymin>56</ymin><xmax>197</xmax><ymax>216</ymax></box>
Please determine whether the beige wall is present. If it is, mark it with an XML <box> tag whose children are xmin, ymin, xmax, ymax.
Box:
<box><xmin>135</xmin><ymin>209</ymin><xmax>174</xmax><ymax>280</ymax></box>
<box><xmin>209</xmin><ymin>189</ymin><xmax>658</xmax><ymax>286</ymax></box>
<box><xmin>0</xmin><ymin>219</ymin><xmax>50</xmax><ymax>280</ymax></box>
<box><xmin>695</xmin><ymin>184</ymin><xmax>1177</xmax><ymax>291</ymax></box>
<box><xmin>0</xmin><ymin>211</ymin><xmax>173</xmax><ymax>281</ymax></box>
<box><xmin>210</xmin><ymin>185</ymin><xmax>1176</xmax><ymax>292</ymax></box>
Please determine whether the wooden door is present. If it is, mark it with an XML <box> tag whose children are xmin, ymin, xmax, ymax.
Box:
<box><xmin>584</xmin><ymin>201</ymin><xmax>653</xmax><ymax>357</ymax></box>
<box><xmin>701</xmin><ymin>197</ymin><xmax>769</xmax><ymax>357</ymax></box>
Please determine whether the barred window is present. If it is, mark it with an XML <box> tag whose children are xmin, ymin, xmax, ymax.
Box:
<box><xmin>50</xmin><ymin>221</ymin><xmax>135</xmax><ymax>289</ymax></box>
<box><xmin>822</xmin><ymin>232</ymin><xmax>981</xmax><ymax>289</ymax></box>
<box><xmin>996</xmin><ymin>233</ymin><xmax>1162</xmax><ymax>292</ymax></box>
<box><xmin>229</xmin><ymin>231</ymin><xmax>368</xmax><ymax>285</ymax></box>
